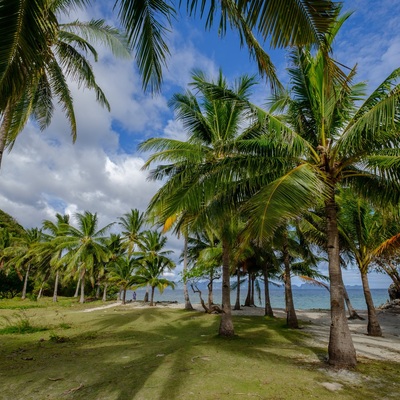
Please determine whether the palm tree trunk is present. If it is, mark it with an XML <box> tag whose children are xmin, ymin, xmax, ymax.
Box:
<box><xmin>245</xmin><ymin>272</ymin><xmax>251</xmax><ymax>306</ymax></box>
<box><xmin>150</xmin><ymin>285</ymin><xmax>155</xmax><ymax>306</ymax></box>
<box><xmin>74</xmin><ymin>276</ymin><xmax>81</xmax><ymax>298</ymax></box>
<box><xmin>95</xmin><ymin>284</ymin><xmax>100</xmax><ymax>299</ymax></box>
<box><xmin>250</xmin><ymin>273</ymin><xmax>255</xmax><ymax>306</ymax></box>
<box><xmin>283</xmin><ymin>235</ymin><xmax>298</xmax><ymax>328</ymax></box>
<box><xmin>343</xmin><ymin>285</ymin><xmax>363</xmax><ymax>320</ymax></box>
<box><xmin>207</xmin><ymin>278</ymin><xmax>213</xmax><ymax>308</ymax></box>
<box><xmin>263</xmin><ymin>263</ymin><xmax>274</xmax><ymax>317</ymax></box>
<box><xmin>102</xmin><ymin>283</ymin><xmax>108</xmax><ymax>302</ymax></box>
<box><xmin>234</xmin><ymin>268</ymin><xmax>241</xmax><ymax>310</ymax></box>
<box><xmin>79</xmin><ymin>270</ymin><xmax>86</xmax><ymax>303</ymax></box>
<box><xmin>360</xmin><ymin>271</ymin><xmax>382</xmax><ymax>336</ymax></box>
<box><xmin>53</xmin><ymin>270</ymin><xmax>59</xmax><ymax>302</ymax></box>
<box><xmin>183</xmin><ymin>234</ymin><xmax>194</xmax><ymax>310</ymax></box>
<box><xmin>326</xmin><ymin>192</ymin><xmax>357</xmax><ymax>367</ymax></box>
<box><xmin>218</xmin><ymin>238</ymin><xmax>234</xmax><ymax>337</ymax></box>
<box><xmin>37</xmin><ymin>282</ymin><xmax>45</xmax><ymax>299</ymax></box>
<box><xmin>144</xmin><ymin>284</ymin><xmax>149</xmax><ymax>302</ymax></box>
<box><xmin>21</xmin><ymin>264</ymin><xmax>31</xmax><ymax>300</ymax></box>
<box><xmin>122</xmin><ymin>288</ymin><xmax>127</xmax><ymax>305</ymax></box>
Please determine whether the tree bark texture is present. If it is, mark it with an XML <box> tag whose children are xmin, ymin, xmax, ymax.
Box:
<box><xmin>263</xmin><ymin>263</ymin><xmax>274</xmax><ymax>317</ymax></box>
<box><xmin>326</xmin><ymin>193</ymin><xmax>357</xmax><ymax>367</ymax></box>
<box><xmin>53</xmin><ymin>270</ymin><xmax>59</xmax><ymax>302</ymax></box>
<box><xmin>218</xmin><ymin>238</ymin><xmax>234</xmax><ymax>337</ymax></box>
<box><xmin>234</xmin><ymin>268</ymin><xmax>241</xmax><ymax>310</ymax></box>
<box><xmin>102</xmin><ymin>283</ymin><xmax>108</xmax><ymax>302</ymax></box>
<box><xmin>360</xmin><ymin>271</ymin><xmax>382</xmax><ymax>336</ymax></box>
<box><xmin>183</xmin><ymin>235</ymin><xmax>194</xmax><ymax>310</ymax></box>
<box><xmin>79</xmin><ymin>271</ymin><xmax>86</xmax><ymax>303</ymax></box>
<box><xmin>283</xmin><ymin>236</ymin><xmax>298</xmax><ymax>328</ymax></box>
<box><xmin>21</xmin><ymin>264</ymin><xmax>30</xmax><ymax>300</ymax></box>
<box><xmin>150</xmin><ymin>285</ymin><xmax>155</xmax><ymax>306</ymax></box>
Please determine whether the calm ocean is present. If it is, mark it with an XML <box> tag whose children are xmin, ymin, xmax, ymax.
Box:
<box><xmin>127</xmin><ymin>286</ymin><xmax>390</xmax><ymax>310</ymax></box>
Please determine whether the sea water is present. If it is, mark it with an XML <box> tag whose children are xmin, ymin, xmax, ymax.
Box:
<box><xmin>127</xmin><ymin>286</ymin><xmax>390</xmax><ymax>310</ymax></box>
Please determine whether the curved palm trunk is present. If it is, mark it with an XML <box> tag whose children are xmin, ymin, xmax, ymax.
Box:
<box><xmin>343</xmin><ymin>285</ymin><xmax>363</xmax><ymax>320</ymax></box>
<box><xmin>150</xmin><ymin>285</ymin><xmax>155</xmax><ymax>306</ymax></box>
<box><xmin>102</xmin><ymin>283</ymin><xmax>108</xmax><ymax>302</ymax></box>
<box><xmin>79</xmin><ymin>270</ymin><xmax>86</xmax><ymax>303</ymax></box>
<box><xmin>283</xmin><ymin>236</ymin><xmax>298</xmax><ymax>328</ymax></box>
<box><xmin>234</xmin><ymin>268</ymin><xmax>241</xmax><ymax>310</ymax></box>
<box><xmin>74</xmin><ymin>276</ymin><xmax>81</xmax><ymax>298</ymax></box>
<box><xmin>263</xmin><ymin>263</ymin><xmax>274</xmax><ymax>317</ymax></box>
<box><xmin>326</xmin><ymin>193</ymin><xmax>357</xmax><ymax>367</ymax></box>
<box><xmin>360</xmin><ymin>271</ymin><xmax>382</xmax><ymax>336</ymax></box>
<box><xmin>183</xmin><ymin>234</ymin><xmax>194</xmax><ymax>310</ymax></box>
<box><xmin>218</xmin><ymin>238</ymin><xmax>234</xmax><ymax>337</ymax></box>
<box><xmin>21</xmin><ymin>264</ymin><xmax>31</xmax><ymax>300</ymax></box>
<box><xmin>53</xmin><ymin>270</ymin><xmax>60</xmax><ymax>302</ymax></box>
<box><xmin>37</xmin><ymin>281</ymin><xmax>46</xmax><ymax>299</ymax></box>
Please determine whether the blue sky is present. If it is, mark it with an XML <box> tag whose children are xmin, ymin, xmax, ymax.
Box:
<box><xmin>1</xmin><ymin>1</ymin><xmax>399</xmax><ymax>288</ymax></box>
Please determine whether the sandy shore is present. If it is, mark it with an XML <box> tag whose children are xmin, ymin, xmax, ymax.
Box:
<box><xmin>84</xmin><ymin>301</ymin><xmax>400</xmax><ymax>363</ymax></box>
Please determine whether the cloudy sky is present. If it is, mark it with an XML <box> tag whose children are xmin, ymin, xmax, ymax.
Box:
<box><xmin>1</xmin><ymin>1</ymin><xmax>399</xmax><ymax>288</ymax></box>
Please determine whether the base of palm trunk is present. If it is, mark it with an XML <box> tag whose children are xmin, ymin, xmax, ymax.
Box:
<box><xmin>218</xmin><ymin>313</ymin><xmax>235</xmax><ymax>337</ymax></box>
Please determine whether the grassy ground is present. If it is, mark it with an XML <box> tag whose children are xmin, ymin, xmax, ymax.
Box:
<box><xmin>0</xmin><ymin>298</ymin><xmax>399</xmax><ymax>400</ymax></box>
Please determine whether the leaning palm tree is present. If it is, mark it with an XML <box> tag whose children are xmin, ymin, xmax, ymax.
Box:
<box><xmin>57</xmin><ymin>211</ymin><xmax>113</xmax><ymax>303</ymax></box>
<box><xmin>0</xmin><ymin>0</ymin><xmax>129</xmax><ymax>167</ymax></box>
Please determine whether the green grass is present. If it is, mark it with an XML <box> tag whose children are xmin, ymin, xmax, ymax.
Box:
<box><xmin>0</xmin><ymin>298</ymin><xmax>399</xmax><ymax>400</ymax></box>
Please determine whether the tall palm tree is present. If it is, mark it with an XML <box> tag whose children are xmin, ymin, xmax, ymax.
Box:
<box><xmin>58</xmin><ymin>211</ymin><xmax>113</xmax><ymax>303</ymax></box>
<box><xmin>200</xmin><ymin>14</ymin><xmax>400</xmax><ymax>367</ymax></box>
<box><xmin>0</xmin><ymin>0</ymin><xmax>129</xmax><ymax>167</ymax></box>
<box><xmin>139</xmin><ymin>70</ymin><xmax>259</xmax><ymax>336</ymax></box>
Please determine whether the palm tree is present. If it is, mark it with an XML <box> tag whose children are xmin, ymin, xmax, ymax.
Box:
<box><xmin>0</xmin><ymin>0</ymin><xmax>129</xmax><ymax>167</ymax></box>
<box><xmin>201</xmin><ymin>14</ymin><xmax>400</xmax><ymax>367</ymax></box>
<box><xmin>1</xmin><ymin>228</ymin><xmax>43</xmax><ymax>299</ymax></box>
<box><xmin>139</xmin><ymin>70</ymin><xmax>259</xmax><ymax>336</ymax></box>
<box><xmin>337</xmin><ymin>189</ymin><xmax>400</xmax><ymax>336</ymax></box>
<box><xmin>58</xmin><ymin>211</ymin><xmax>113</xmax><ymax>303</ymax></box>
<box><xmin>118</xmin><ymin>209</ymin><xmax>145</xmax><ymax>256</ymax></box>
<box><xmin>34</xmin><ymin>214</ymin><xmax>71</xmax><ymax>302</ymax></box>
<box><xmin>136</xmin><ymin>230</ymin><xmax>175</xmax><ymax>306</ymax></box>
<box><xmin>108</xmin><ymin>255</ymin><xmax>140</xmax><ymax>304</ymax></box>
